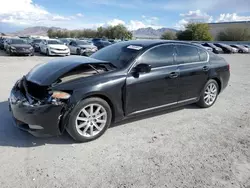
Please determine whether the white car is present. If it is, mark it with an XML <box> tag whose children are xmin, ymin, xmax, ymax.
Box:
<box><xmin>39</xmin><ymin>39</ymin><xmax>70</xmax><ymax>56</ymax></box>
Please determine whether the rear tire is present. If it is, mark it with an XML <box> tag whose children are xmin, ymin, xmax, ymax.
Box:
<box><xmin>67</xmin><ymin>97</ymin><xmax>112</xmax><ymax>142</ymax></box>
<box><xmin>46</xmin><ymin>49</ymin><xmax>50</xmax><ymax>56</ymax></box>
<box><xmin>197</xmin><ymin>79</ymin><xmax>219</xmax><ymax>108</ymax></box>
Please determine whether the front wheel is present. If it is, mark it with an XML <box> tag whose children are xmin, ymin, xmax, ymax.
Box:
<box><xmin>67</xmin><ymin>97</ymin><xmax>112</xmax><ymax>142</ymax></box>
<box><xmin>197</xmin><ymin>79</ymin><xmax>219</xmax><ymax>108</ymax></box>
<box><xmin>46</xmin><ymin>49</ymin><xmax>50</xmax><ymax>56</ymax></box>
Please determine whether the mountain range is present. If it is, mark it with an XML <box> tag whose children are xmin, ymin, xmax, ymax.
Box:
<box><xmin>4</xmin><ymin>26</ymin><xmax>178</xmax><ymax>38</ymax></box>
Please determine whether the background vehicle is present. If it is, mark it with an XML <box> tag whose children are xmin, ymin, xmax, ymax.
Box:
<box><xmin>68</xmin><ymin>40</ymin><xmax>98</xmax><ymax>56</ymax></box>
<box><xmin>202</xmin><ymin>43</ymin><xmax>223</xmax><ymax>54</ymax></box>
<box><xmin>59</xmin><ymin>38</ymin><xmax>73</xmax><ymax>45</ymax></box>
<box><xmin>230</xmin><ymin>44</ymin><xmax>249</xmax><ymax>53</ymax></box>
<box><xmin>214</xmin><ymin>43</ymin><xmax>235</xmax><ymax>53</ymax></box>
<box><xmin>39</xmin><ymin>39</ymin><xmax>70</xmax><ymax>56</ymax></box>
<box><xmin>0</xmin><ymin>38</ymin><xmax>4</xmax><ymax>50</ymax></box>
<box><xmin>6</xmin><ymin>38</ymin><xmax>34</xmax><ymax>56</ymax></box>
<box><xmin>30</xmin><ymin>38</ymin><xmax>43</xmax><ymax>52</ymax></box>
<box><xmin>191</xmin><ymin>42</ymin><xmax>213</xmax><ymax>52</ymax></box>
<box><xmin>3</xmin><ymin>38</ymin><xmax>10</xmax><ymax>51</ymax></box>
<box><xmin>93</xmin><ymin>40</ymin><xmax>112</xmax><ymax>50</ymax></box>
<box><xmin>9</xmin><ymin>40</ymin><xmax>230</xmax><ymax>142</ymax></box>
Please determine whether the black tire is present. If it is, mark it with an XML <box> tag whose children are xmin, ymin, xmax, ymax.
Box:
<box><xmin>197</xmin><ymin>79</ymin><xmax>219</xmax><ymax>108</ymax></box>
<box><xmin>76</xmin><ymin>48</ymin><xmax>80</xmax><ymax>55</ymax></box>
<box><xmin>239</xmin><ymin>50</ymin><xmax>243</xmax><ymax>53</ymax></box>
<box><xmin>46</xmin><ymin>49</ymin><xmax>50</xmax><ymax>56</ymax></box>
<box><xmin>66</xmin><ymin>97</ymin><xmax>112</xmax><ymax>142</ymax></box>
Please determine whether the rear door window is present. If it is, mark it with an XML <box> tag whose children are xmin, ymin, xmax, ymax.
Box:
<box><xmin>175</xmin><ymin>45</ymin><xmax>200</xmax><ymax>64</ymax></box>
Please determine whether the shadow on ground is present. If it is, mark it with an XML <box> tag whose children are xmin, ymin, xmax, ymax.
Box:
<box><xmin>0</xmin><ymin>100</ymin><xmax>200</xmax><ymax>148</ymax></box>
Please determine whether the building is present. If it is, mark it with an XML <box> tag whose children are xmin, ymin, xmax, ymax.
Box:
<box><xmin>208</xmin><ymin>21</ymin><xmax>250</xmax><ymax>40</ymax></box>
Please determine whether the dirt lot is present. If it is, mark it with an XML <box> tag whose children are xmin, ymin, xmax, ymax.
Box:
<box><xmin>0</xmin><ymin>50</ymin><xmax>249</xmax><ymax>188</ymax></box>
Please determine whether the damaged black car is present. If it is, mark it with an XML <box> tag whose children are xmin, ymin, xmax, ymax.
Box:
<box><xmin>9</xmin><ymin>40</ymin><xmax>230</xmax><ymax>142</ymax></box>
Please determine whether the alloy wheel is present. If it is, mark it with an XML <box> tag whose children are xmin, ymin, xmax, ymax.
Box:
<box><xmin>204</xmin><ymin>83</ymin><xmax>218</xmax><ymax>106</ymax></box>
<box><xmin>75</xmin><ymin>103</ymin><xmax>107</xmax><ymax>138</ymax></box>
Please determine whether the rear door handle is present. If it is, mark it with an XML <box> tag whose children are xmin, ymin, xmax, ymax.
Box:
<box><xmin>202</xmin><ymin>66</ymin><xmax>210</xmax><ymax>71</ymax></box>
<box><xmin>169</xmin><ymin>72</ymin><xmax>179</xmax><ymax>79</ymax></box>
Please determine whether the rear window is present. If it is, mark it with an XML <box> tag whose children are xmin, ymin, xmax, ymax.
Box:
<box><xmin>175</xmin><ymin>45</ymin><xmax>200</xmax><ymax>64</ymax></box>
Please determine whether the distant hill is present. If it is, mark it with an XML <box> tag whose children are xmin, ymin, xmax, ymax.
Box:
<box><xmin>132</xmin><ymin>27</ymin><xmax>178</xmax><ymax>39</ymax></box>
<box><xmin>9</xmin><ymin>26</ymin><xmax>178</xmax><ymax>38</ymax></box>
<box><xmin>10</xmin><ymin>26</ymin><xmax>66</xmax><ymax>36</ymax></box>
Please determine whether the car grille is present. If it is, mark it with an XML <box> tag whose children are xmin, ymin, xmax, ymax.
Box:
<box><xmin>54</xmin><ymin>48</ymin><xmax>66</xmax><ymax>51</ymax></box>
<box><xmin>16</xmin><ymin>47</ymin><xmax>30</xmax><ymax>51</ymax></box>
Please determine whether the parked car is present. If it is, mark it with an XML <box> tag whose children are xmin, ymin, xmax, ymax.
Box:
<box><xmin>3</xmin><ymin>38</ymin><xmax>10</xmax><ymax>51</ymax></box>
<box><xmin>5</xmin><ymin>38</ymin><xmax>34</xmax><ymax>56</ymax></box>
<box><xmin>214</xmin><ymin>43</ymin><xmax>236</xmax><ymax>53</ymax></box>
<box><xmin>59</xmin><ymin>38</ymin><xmax>73</xmax><ymax>45</ymax></box>
<box><xmin>9</xmin><ymin>40</ymin><xmax>230</xmax><ymax>142</ymax></box>
<box><xmin>0</xmin><ymin>38</ymin><xmax>4</xmax><ymax>50</ymax></box>
<box><xmin>68</xmin><ymin>40</ymin><xmax>98</xmax><ymax>56</ymax></box>
<box><xmin>202</xmin><ymin>43</ymin><xmax>223</xmax><ymax>54</ymax></box>
<box><xmin>94</xmin><ymin>40</ymin><xmax>112</xmax><ymax>50</ymax></box>
<box><xmin>191</xmin><ymin>42</ymin><xmax>213</xmax><ymax>52</ymax></box>
<box><xmin>30</xmin><ymin>38</ymin><xmax>43</xmax><ymax>52</ymax></box>
<box><xmin>39</xmin><ymin>39</ymin><xmax>70</xmax><ymax>56</ymax></box>
<box><xmin>230</xmin><ymin>44</ymin><xmax>249</xmax><ymax>53</ymax></box>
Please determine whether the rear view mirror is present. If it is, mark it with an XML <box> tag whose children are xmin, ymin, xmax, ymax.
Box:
<box><xmin>135</xmin><ymin>63</ymin><xmax>152</xmax><ymax>73</ymax></box>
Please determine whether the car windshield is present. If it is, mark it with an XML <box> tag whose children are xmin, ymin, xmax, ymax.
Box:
<box><xmin>76</xmin><ymin>40</ymin><xmax>90</xmax><ymax>45</ymax></box>
<box><xmin>91</xmin><ymin>42</ymin><xmax>144</xmax><ymax>69</ymax></box>
<box><xmin>11</xmin><ymin>39</ymin><xmax>27</xmax><ymax>44</ymax></box>
<box><xmin>48</xmin><ymin>40</ymin><xmax>63</xmax><ymax>44</ymax></box>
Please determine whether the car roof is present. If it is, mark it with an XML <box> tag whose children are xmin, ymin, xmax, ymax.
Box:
<box><xmin>115</xmin><ymin>40</ymin><xmax>201</xmax><ymax>48</ymax></box>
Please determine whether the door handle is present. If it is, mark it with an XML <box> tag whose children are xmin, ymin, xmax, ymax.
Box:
<box><xmin>169</xmin><ymin>72</ymin><xmax>179</xmax><ymax>79</ymax></box>
<box><xmin>202</xmin><ymin>66</ymin><xmax>210</xmax><ymax>71</ymax></box>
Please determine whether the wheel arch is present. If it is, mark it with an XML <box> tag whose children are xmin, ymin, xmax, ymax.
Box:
<box><xmin>209</xmin><ymin>77</ymin><xmax>222</xmax><ymax>93</ymax></box>
<box><xmin>81</xmin><ymin>93</ymin><xmax>116</xmax><ymax>123</ymax></box>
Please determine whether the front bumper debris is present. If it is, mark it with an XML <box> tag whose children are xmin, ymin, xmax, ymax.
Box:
<box><xmin>9</xmin><ymin>80</ymin><xmax>65</xmax><ymax>137</ymax></box>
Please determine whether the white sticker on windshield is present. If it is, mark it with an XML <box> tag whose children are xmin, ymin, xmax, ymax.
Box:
<box><xmin>127</xmin><ymin>45</ymin><xmax>143</xmax><ymax>50</ymax></box>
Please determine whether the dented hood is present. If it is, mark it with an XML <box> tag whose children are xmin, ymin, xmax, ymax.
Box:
<box><xmin>26</xmin><ymin>56</ymin><xmax>109</xmax><ymax>86</ymax></box>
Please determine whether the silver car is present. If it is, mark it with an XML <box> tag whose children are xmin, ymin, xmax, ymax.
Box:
<box><xmin>68</xmin><ymin>40</ymin><xmax>98</xmax><ymax>56</ymax></box>
<box><xmin>230</xmin><ymin>44</ymin><xmax>249</xmax><ymax>53</ymax></box>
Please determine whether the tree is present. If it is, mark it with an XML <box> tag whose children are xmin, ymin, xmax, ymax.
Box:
<box><xmin>217</xmin><ymin>27</ymin><xmax>250</xmax><ymax>41</ymax></box>
<box><xmin>161</xmin><ymin>31</ymin><xmax>177</xmax><ymax>40</ymax></box>
<box><xmin>177</xmin><ymin>23</ymin><xmax>213</xmax><ymax>41</ymax></box>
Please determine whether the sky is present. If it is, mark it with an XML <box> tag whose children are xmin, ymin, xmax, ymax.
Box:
<box><xmin>0</xmin><ymin>0</ymin><xmax>250</xmax><ymax>32</ymax></box>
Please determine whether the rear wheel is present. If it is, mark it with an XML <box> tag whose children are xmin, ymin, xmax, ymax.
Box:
<box><xmin>197</xmin><ymin>79</ymin><xmax>219</xmax><ymax>108</ymax></box>
<box><xmin>67</xmin><ymin>97</ymin><xmax>112</xmax><ymax>142</ymax></box>
<box><xmin>46</xmin><ymin>49</ymin><xmax>50</xmax><ymax>56</ymax></box>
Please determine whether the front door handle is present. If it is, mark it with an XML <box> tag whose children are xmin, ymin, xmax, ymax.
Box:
<box><xmin>202</xmin><ymin>66</ymin><xmax>210</xmax><ymax>71</ymax></box>
<box><xmin>169</xmin><ymin>72</ymin><xmax>179</xmax><ymax>79</ymax></box>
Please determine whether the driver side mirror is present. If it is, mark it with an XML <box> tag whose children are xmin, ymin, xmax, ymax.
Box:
<box><xmin>134</xmin><ymin>63</ymin><xmax>152</xmax><ymax>73</ymax></box>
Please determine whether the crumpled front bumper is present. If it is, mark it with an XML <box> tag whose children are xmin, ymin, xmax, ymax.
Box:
<box><xmin>9</xmin><ymin>87</ymin><xmax>65</xmax><ymax>137</ymax></box>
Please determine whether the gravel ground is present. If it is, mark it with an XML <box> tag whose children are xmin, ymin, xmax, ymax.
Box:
<box><xmin>0</xmin><ymin>50</ymin><xmax>249</xmax><ymax>188</ymax></box>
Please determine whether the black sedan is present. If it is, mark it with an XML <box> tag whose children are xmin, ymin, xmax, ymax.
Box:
<box><xmin>9</xmin><ymin>40</ymin><xmax>230</xmax><ymax>142</ymax></box>
<box><xmin>202</xmin><ymin>43</ymin><xmax>224</xmax><ymax>54</ymax></box>
<box><xmin>6</xmin><ymin>38</ymin><xmax>34</xmax><ymax>56</ymax></box>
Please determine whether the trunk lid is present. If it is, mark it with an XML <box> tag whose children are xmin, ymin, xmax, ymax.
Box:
<box><xmin>26</xmin><ymin>56</ymin><xmax>110</xmax><ymax>86</ymax></box>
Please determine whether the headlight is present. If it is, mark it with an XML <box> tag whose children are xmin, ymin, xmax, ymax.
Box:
<box><xmin>29</xmin><ymin>47</ymin><xmax>33</xmax><ymax>50</ymax></box>
<box><xmin>50</xmin><ymin>47</ymin><xmax>56</xmax><ymax>50</ymax></box>
<box><xmin>51</xmin><ymin>91</ymin><xmax>71</xmax><ymax>99</ymax></box>
<box><xmin>11</xmin><ymin>46</ymin><xmax>16</xmax><ymax>50</ymax></box>
<box><xmin>80</xmin><ymin>47</ymin><xmax>86</xmax><ymax>50</ymax></box>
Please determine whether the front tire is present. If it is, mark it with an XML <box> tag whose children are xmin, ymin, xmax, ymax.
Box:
<box><xmin>197</xmin><ymin>79</ymin><xmax>219</xmax><ymax>108</ymax></box>
<box><xmin>67</xmin><ymin>97</ymin><xmax>112</xmax><ymax>142</ymax></box>
<box><xmin>76</xmin><ymin>48</ymin><xmax>81</xmax><ymax>55</ymax></box>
